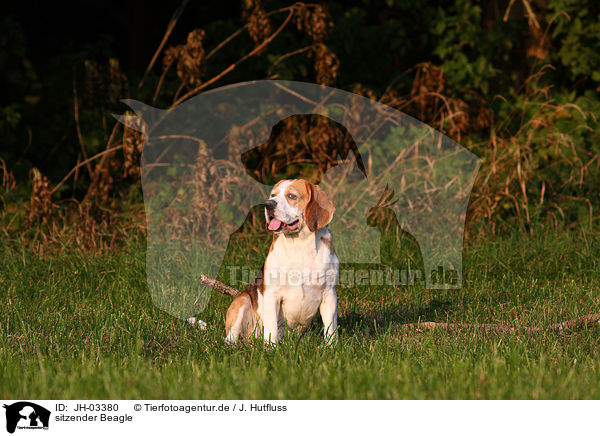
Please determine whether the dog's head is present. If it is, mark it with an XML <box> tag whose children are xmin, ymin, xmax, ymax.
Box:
<box><xmin>264</xmin><ymin>179</ymin><xmax>335</xmax><ymax>235</ymax></box>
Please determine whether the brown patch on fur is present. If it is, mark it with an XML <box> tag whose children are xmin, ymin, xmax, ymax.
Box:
<box><xmin>305</xmin><ymin>183</ymin><xmax>335</xmax><ymax>232</ymax></box>
<box><xmin>245</xmin><ymin>271</ymin><xmax>263</xmax><ymax>304</ymax></box>
<box><xmin>270</xmin><ymin>179</ymin><xmax>287</xmax><ymax>197</ymax></box>
<box><xmin>285</xmin><ymin>179</ymin><xmax>312</xmax><ymax>212</ymax></box>
<box><xmin>225</xmin><ymin>272</ymin><xmax>262</xmax><ymax>336</ymax></box>
<box><xmin>320</xmin><ymin>235</ymin><xmax>335</xmax><ymax>255</ymax></box>
<box><xmin>225</xmin><ymin>293</ymin><xmax>251</xmax><ymax>333</ymax></box>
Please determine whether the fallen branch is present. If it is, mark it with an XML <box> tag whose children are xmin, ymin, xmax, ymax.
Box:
<box><xmin>547</xmin><ymin>313</ymin><xmax>600</xmax><ymax>333</ymax></box>
<box><xmin>399</xmin><ymin>313</ymin><xmax>600</xmax><ymax>334</ymax></box>
<box><xmin>200</xmin><ymin>274</ymin><xmax>241</xmax><ymax>297</ymax></box>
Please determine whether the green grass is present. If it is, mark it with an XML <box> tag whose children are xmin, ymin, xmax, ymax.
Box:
<box><xmin>1</xmin><ymin>228</ymin><xmax>600</xmax><ymax>399</ymax></box>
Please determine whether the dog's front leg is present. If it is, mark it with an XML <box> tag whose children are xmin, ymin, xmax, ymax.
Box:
<box><xmin>262</xmin><ymin>290</ymin><xmax>281</xmax><ymax>345</ymax></box>
<box><xmin>319</xmin><ymin>288</ymin><xmax>338</xmax><ymax>345</ymax></box>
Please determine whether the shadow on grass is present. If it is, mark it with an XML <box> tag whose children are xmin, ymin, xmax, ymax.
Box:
<box><xmin>338</xmin><ymin>297</ymin><xmax>454</xmax><ymax>336</ymax></box>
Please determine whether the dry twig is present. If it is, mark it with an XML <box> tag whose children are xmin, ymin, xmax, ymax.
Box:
<box><xmin>399</xmin><ymin>313</ymin><xmax>600</xmax><ymax>334</ymax></box>
<box><xmin>138</xmin><ymin>0</ymin><xmax>190</xmax><ymax>89</ymax></box>
<box><xmin>200</xmin><ymin>274</ymin><xmax>241</xmax><ymax>297</ymax></box>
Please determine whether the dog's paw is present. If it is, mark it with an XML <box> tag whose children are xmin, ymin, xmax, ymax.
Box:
<box><xmin>324</xmin><ymin>331</ymin><xmax>339</xmax><ymax>346</ymax></box>
<box><xmin>225</xmin><ymin>331</ymin><xmax>238</xmax><ymax>345</ymax></box>
<box><xmin>263</xmin><ymin>338</ymin><xmax>279</xmax><ymax>350</ymax></box>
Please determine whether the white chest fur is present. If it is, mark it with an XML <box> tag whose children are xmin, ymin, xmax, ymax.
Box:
<box><xmin>263</xmin><ymin>227</ymin><xmax>339</xmax><ymax>336</ymax></box>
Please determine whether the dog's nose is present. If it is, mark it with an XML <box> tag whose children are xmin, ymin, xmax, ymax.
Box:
<box><xmin>265</xmin><ymin>199</ymin><xmax>277</xmax><ymax>210</ymax></box>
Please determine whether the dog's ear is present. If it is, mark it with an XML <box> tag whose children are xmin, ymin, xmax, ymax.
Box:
<box><xmin>305</xmin><ymin>183</ymin><xmax>335</xmax><ymax>232</ymax></box>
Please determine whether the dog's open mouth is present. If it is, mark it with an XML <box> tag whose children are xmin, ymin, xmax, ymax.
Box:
<box><xmin>267</xmin><ymin>217</ymin><xmax>300</xmax><ymax>232</ymax></box>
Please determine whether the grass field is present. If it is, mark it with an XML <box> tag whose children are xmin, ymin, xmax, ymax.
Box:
<box><xmin>1</xmin><ymin>228</ymin><xmax>600</xmax><ymax>399</ymax></box>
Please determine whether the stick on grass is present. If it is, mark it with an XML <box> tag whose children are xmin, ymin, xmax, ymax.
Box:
<box><xmin>399</xmin><ymin>313</ymin><xmax>600</xmax><ymax>334</ymax></box>
<box><xmin>200</xmin><ymin>274</ymin><xmax>241</xmax><ymax>297</ymax></box>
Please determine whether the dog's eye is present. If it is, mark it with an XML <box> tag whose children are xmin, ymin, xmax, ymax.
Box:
<box><xmin>287</xmin><ymin>193</ymin><xmax>297</xmax><ymax>200</ymax></box>
<box><xmin>270</xmin><ymin>193</ymin><xmax>275</xmax><ymax>197</ymax></box>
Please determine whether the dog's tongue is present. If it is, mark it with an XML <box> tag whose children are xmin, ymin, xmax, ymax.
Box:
<box><xmin>268</xmin><ymin>218</ymin><xmax>282</xmax><ymax>231</ymax></box>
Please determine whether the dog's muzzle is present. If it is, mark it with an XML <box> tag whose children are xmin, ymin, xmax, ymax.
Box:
<box><xmin>265</xmin><ymin>200</ymin><xmax>300</xmax><ymax>232</ymax></box>
<box><xmin>265</xmin><ymin>199</ymin><xmax>277</xmax><ymax>212</ymax></box>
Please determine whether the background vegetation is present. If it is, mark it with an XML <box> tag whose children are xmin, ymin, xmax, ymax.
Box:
<box><xmin>1</xmin><ymin>0</ymin><xmax>599</xmax><ymax>249</ymax></box>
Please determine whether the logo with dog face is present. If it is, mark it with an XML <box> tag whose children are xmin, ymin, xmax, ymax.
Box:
<box><xmin>3</xmin><ymin>402</ymin><xmax>50</xmax><ymax>433</ymax></box>
<box><xmin>117</xmin><ymin>80</ymin><xmax>481</xmax><ymax>319</ymax></box>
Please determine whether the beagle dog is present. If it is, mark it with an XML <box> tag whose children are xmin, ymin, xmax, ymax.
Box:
<box><xmin>225</xmin><ymin>179</ymin><xmax>339</xmax><ymax>345</ymax></box>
